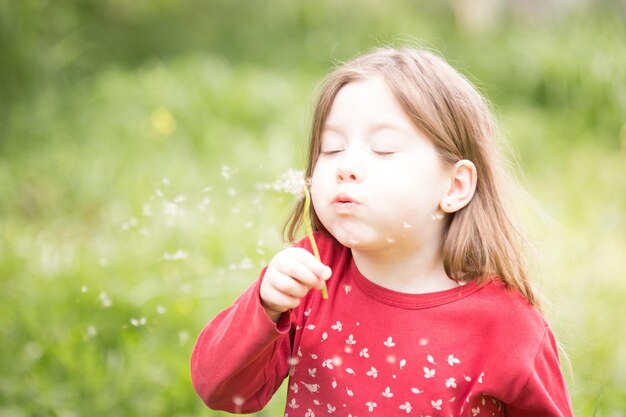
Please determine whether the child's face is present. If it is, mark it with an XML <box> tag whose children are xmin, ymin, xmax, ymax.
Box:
<box><xmin>311</xmin><ymin>76</ymin><xmax>452</xmax><ymax>255</ymax></box>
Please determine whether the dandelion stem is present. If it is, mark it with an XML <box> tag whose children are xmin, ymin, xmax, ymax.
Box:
<box><xmin>303</xmin><ymin>186</ymin><xmax>328</xmax><ymax>299</ymax></box>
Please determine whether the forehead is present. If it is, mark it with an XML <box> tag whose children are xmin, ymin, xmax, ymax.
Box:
<box><xmin>324</xmin><ymin>76</ymin><xmax>415</xmax><ymax>133</ymax></box>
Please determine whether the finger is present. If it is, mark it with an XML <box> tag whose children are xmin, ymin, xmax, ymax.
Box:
<box><xmin>289</xmin><ymin>248</ymin><xmax>333</xmax><ymax>281</ymax></box>
<box><xmin>270</xmin><ymin>270</ymin><xmax>311</xmax><ymax>298</ymax></box>
<box><xmin>262</xmin><ymin>286</ymin><xmax>302</xmax><ymax>312</ymax></box>
<box><xmin>273</xmin><ymin>257</ymin><xmax>326</xmax><ymax>290</ymax></box>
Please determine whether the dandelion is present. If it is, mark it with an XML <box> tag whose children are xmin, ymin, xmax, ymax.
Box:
<box><xmin>156</xmin><ymin>305</ymin><xmax>167</xmax><ymax>314</ymax></box>
<box><xmin>303</xmin><ymin>185</ymin><xmax>328</xmax><ymax>299</ymax></box>
<box><xmin>259</xmin><ymin>169</ymin><xmax>307</xmax><ymax>195</ymax></box>
<box><xmin>81</xmin><ymin>286</ymin><xmax>88</xmax><ymax>293</ymax></box>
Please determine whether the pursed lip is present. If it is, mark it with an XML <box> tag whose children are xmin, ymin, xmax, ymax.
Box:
<box><xmin>332</xmin><ymin>193</ymin><xmax>360</xmax><ymax>212</ymax></box>
<box><xmin>333</xmin><ymin>193</ymin><xmax>358</xmax><ymax>204</ymax></box>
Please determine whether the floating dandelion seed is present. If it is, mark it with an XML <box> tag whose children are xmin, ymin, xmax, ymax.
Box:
<box><xmin>156</xmin><ymin>305</ymin><xmax>167</xmax><ymax>314</ymax></box>
<box><xmin>163</xmin><ymin>200</ymin><xmax>183</xmax><ymax>219</ymax></box>
<box><xmin>163</xmin><ymin>250</ymin><xmax>188</xmax><ymax>261</ymax></box>
<box><xmin>162</xmin><ymin>176</ymin><xmax>171</xmax><ymax>186</ymax></box>
<box><xmin>86</xmin><ymin>325</ymin><xmax>97</xmax><ymax>338</ymax></box>
<box><xmin>202</xmin><ymin>186</ymin><xmax>213</xmax><ymax>193</ymax></box>
<box><xmin>81</xmin><ymin>286</ymin><xmax>88</xmax><ymax>293</ymax></box>
<box><xmin>121</xmin><ymin>218</ymin><xmax>138</xmax><ymax>231</ymax></box>
<box><xmin>99</xmin><ymin>292</ymin><xmax>112</xmax><ymax>308</ymax></box>
<box><xmin>143</xmin><ymin>204</ymin><xmax>153</xmax><ymax>217</ymax></box>
<box><xmin>221</xmin><ymin>166</ymin><xmax>232</xmax><ymax>180</ymax></box>
<box><xmin>98</xmin><ymin>258</ymin><xmax>109</xmax><ymax>267</ymax></box>
<box><xmin>178</xmin><ymin>331</ymin><xmax>189</xmax><ymax>344</ymax></box>
<box><xmin>130</xmin><ymin>317</ymin><xmax>147</xmax><ymax>327</ymax></box>
<box><xmin>238</xmin><ymin>258</ymin><xmax>253</xmax><ymax>270</ymax></box>
<box><xmin>197</xmin><ymin>197</ymin><xmax>211</xmax><ymax>211</ymax></box>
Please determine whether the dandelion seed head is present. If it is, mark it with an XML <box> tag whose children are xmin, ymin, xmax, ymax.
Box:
<box><xmin>258</xmin><ymin>169</ymin><xmax>308</xmax><ymax>198</ymax></box>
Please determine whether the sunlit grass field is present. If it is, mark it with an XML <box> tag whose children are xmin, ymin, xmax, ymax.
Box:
<box><xmin>1</xmin><ymin>2</ymin><xmax>625</xmax><ymax>416</ymax></box>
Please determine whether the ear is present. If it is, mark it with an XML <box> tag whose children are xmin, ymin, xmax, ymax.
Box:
<box><xmin>440</xmin><ymin>159</ymin><xmax>477</xmax><ymax>213</ymax></box>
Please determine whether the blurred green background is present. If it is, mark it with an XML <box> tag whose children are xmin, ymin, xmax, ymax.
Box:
<box><xmin>1</xmin><ymin>0</ymin><xmax>625</xmax><ymax>416</ymax></box>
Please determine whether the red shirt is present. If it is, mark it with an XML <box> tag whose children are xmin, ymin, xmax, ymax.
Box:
<box><xmin>191</xmin><ymin>232</ymin><xmax>573</xmax><ymax>416</ymax></box>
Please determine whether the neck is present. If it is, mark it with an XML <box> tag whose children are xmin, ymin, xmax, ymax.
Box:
<box><xmin>351</xmin><ymin>244</ymin><xmax>459</xmax><ymax>294</ymax></box>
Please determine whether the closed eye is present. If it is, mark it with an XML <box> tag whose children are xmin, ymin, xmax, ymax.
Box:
<box><xmin>372</xmin><ymin>150</ymin><xmax>396</xmax><ymax>158</ymax></box>
<box><xmin>320</xmin><ymin>149</ymin><xmax>344</xmax><ymax>155</ymax></box>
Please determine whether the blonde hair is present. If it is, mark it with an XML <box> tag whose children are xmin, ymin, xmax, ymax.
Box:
<box><xmin>284</xmin><ymin>47</ymin><xmax>538</xmax><ymax>307</ymax></box>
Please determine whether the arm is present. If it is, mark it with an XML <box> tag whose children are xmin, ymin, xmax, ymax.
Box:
<box><xmin>506</xmin><ymin>327</ymin><xmax>574</xmax><ymax>417</ymax></box>
<box><xmin>191</xmin><ymin>246</ymin><xmax>331</xmax><ymax>412</ymax></box>
<box><xmin>190</xmin><ymin>276</ymin><xmax>293</xmax><ymax>413</ymax></box>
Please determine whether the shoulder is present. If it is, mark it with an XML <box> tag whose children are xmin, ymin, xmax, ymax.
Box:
<box><xmin>468</xmin><ymin>279</ymin><xmax>549</xmax><ymax>350</ymax></box>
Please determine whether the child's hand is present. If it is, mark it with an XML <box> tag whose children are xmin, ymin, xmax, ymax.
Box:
<box><xmin>260</xmin><ymin>248</ymin><xmax>332</xmax><ymax>323</ymax></box>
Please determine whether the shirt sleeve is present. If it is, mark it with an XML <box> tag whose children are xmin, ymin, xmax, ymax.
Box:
<box><xmin>506</xmin><ymin>326</ymin><xmax>574</xmax><ymax>417</ymax></box>
<box><xmin>190</xmin><ymin>271</ymin><xmax>294</xmax><ymax>413</ymax></box>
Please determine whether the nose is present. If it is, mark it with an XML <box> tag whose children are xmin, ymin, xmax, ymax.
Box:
<box><xmin>336</xmin><ymin>151</ymin><xmax>364</xmax><ymax>183</ymax></box>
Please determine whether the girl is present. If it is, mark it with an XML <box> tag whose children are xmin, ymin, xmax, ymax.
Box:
<box><xmin>191</xmin><ymin>47</ymin><xmax>573</xmax><ymax>416</ymax></box>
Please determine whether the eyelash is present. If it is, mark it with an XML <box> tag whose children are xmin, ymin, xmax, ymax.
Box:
<box><xmin>373</xmin><ymin>151</ymin><xmax>395</xmax><ymax>158</ymax></box>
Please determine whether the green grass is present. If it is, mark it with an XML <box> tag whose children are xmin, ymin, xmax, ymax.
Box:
<box><xmin>1</xmin><ymin>2</ymin><xmax>625</xmax><ymax>416</ymax></box>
